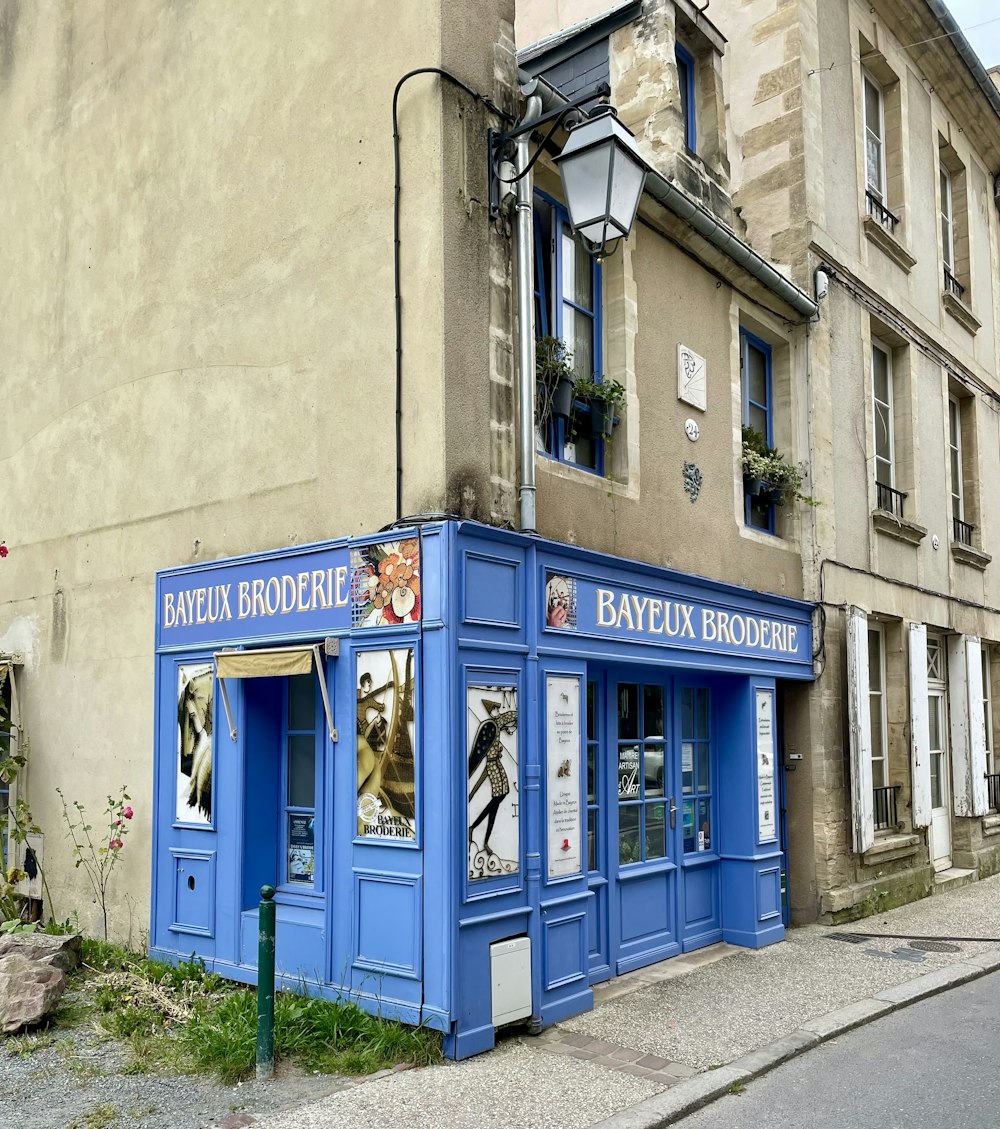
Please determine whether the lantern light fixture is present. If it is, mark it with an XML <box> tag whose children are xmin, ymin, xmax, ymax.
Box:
<box><xmin>553</xmin><ymin>106</ymin><xmax>648</xmax><ymax>259</ymax></box>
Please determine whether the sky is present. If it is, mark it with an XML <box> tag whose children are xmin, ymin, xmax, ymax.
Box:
<box><xmin>945</xmin><ymin>0</ymin><xmax>1000</xmax><ymax>69</ymax></box>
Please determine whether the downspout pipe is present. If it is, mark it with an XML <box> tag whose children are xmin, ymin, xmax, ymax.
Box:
<box><xmin>517</xmin><ymin>73</ymin><xmax>818</xmax><ymax>320</ymax></box>
<box><xmin>515</xmin><ymin>93</ymin><xmax>544</xmax><ymax>534</ymax></box>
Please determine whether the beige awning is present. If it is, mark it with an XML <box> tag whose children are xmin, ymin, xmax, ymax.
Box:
<box><xmin>216</xmin><ymin>647</ymin><xmax>314</xmax><ymax>679</ymax></box>
<box><xmin>214</xmin><ymin>645</ymin><xmax>337</xmax><ymax>744</ymax></box>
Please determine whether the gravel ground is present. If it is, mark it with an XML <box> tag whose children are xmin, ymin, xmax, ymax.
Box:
<box><xmin>5</xmin><ymin>875</ymin><xmax>999</xmax><ymax>1129</ymax></box>
<box><xmin>0</xmin><ymin>1007</ymin><xmax>349</xmax><ymax>1129</ymax></box>
<box><xmin>253</xmin><ymin>1039</ymin><xmax>660</xmax><ymax>1129</ymax></box>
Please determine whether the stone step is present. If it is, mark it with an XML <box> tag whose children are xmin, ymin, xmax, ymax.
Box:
<box><xmin>933</xmin><ymin>866</ymin><xmax>978</xmax><ymax>894</ymax></box>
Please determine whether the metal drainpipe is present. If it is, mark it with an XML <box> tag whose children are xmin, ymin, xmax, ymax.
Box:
<box><xmin>516</xmin><ymin>94</ymin><xmax>543</xmax><ymax>534</ymax></box>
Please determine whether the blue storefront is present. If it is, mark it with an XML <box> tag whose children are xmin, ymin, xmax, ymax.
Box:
<box><xmin>151</xmin><ymin>520</ymin><xmax>813</xmax><ymax>1058</ymax></box>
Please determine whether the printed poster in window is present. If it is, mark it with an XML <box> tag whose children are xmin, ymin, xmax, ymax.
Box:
<box><xmin>356</xmin><ymin>648</ymin><xmax>416</xmax><ymax>840</ymax></box>
<box><xmin>350</xmin><ymin>539</ymin><xmax>421</xmax><ymax>627</ymax></box>
<box><xmin>545</xmin><ymin>572</ymin><xmax>577</xmax><ymax>630</ymax></box>
<box><xmin>756</xmin><ymin>688</ymin><xmax>777</xmax><ymax>843</ymax></box>
<box><xmin>177</xmin><ymin>664</ymin><xmax>214</xmax><ymax>826</ymax></box>
<box><xmin>467</xmin><ymin>686</ymin><xmax>519</xmax><ymax>880</ymax></box>
<box><xmin>546</xmin><ymin>676</ymin><xmax>582</xmax><ymax>879</ymax></box>
<box><xmin>287</xmin><ymin>814</ymin><xmax>315</xmax><ymax>885</ymax></box>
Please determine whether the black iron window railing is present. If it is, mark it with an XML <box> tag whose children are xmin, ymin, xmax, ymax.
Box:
<box><xmin>873</xmin><ymin>784</ymin><xmax>901</xmax><ymax>832</ymax></box>
<box><xmin>866</xmin><ymin>190</ymin><xmax>900</xmax><ymax>234</ymax></box>
<box><xmin>986</xmin><ymin>773</ymin><xmax>1000</xmax><ymax>813</ymax></box>
<box><xmin>944</xmin><ymin>268</ymin><xmax>966</xmax><ymax>301</ymax></box>
<box><xmin>953</xmin><ymin>517</ymin><xmax>975</xmax><ymax>547</ymax></box>
<box><xmin>876</xmin><ymin>481</ymin><xmax>907</xmax><ymax>519</ymax></box>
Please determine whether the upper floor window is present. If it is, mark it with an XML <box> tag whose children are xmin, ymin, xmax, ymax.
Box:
<box><xmin>676</xmin><ymin>44</ymin><xmax>696</xmax><ymax>152</ymax></box>
<box><xmin>872</xmin><ymin>339</ymin><xmax>898</xmax><ymax>514</ymax></box>
<box><xmin>938</xmin><ymin>142</ymin><xmax>971</xmax><ymax>309</ymax></box>
<box><xmin>741</xmin><ymin>329</ymin><xmax>774</xmax><ymax>533</ymax></box>
<box><xmin>859</xmin><ymin>43</ymin><xmax>904</xmax><ymax>244</ymax></box>
<box><xmin>940</xmin><ymin>167</ymin><xmax>955</xmax><ymax>277</ymax></box>
<box><xmin>948</xmin><ymin>394</ymin><xmax>964</xmax><ymax>526</ymax></box>
<box><xmin>534</xmin><ymin>191</ymin><xmax>605</xmax><ymax>474</ymax></box>
<box><xmin>863</xmin><ymin>72</ymin><xmax>886</xmax><ymax>204</ymax></box>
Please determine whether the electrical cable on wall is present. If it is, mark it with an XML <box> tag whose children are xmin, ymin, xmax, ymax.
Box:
<box><xmin>392</xmin><ymin>68</ymin><xmax>513</xmax><ymax>525</ymax></box>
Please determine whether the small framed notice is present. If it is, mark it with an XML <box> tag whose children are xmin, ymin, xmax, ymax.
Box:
<box><xmin>755</xmin><ymin>688</ymin><xmax>777</xmax><ymax>844</ymax></box>
<box><xmin>546</xmin><ymin>676</ymin><xmax>582</xmax><ymax>879</ymax></box>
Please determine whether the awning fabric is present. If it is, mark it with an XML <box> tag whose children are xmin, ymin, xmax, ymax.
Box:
<box><xmin>216</xmin><ymin>647</ymin><xmax>313</xmax><ymax>679</ymax></box>
<box><xmin>214</xmin><ymin>645</ymin><xmax>336</xmax><ymax>743</ymax></box>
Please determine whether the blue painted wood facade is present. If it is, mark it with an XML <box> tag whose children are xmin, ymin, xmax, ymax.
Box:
<box><xmin>151</xmin><ymin>520</ymin><xmax>813</xmax><ymax>1059</ymax></box>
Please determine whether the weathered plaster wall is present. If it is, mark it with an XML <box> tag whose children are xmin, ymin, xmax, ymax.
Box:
<box><xmin>0</xmin><ymin>0</ymin><xmax>514</xmax><ymax>938</ymax></box>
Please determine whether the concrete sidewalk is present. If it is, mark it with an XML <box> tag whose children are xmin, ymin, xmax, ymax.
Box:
<box><xmin>254</xmin><ymin>874</ymin><xmax>1000</xmax><ymax>1129</ymax></box>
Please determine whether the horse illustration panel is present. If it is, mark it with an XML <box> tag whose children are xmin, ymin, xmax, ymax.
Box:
<box><xmin>356</xmin><ymin>648</ymin><xmax>417</xmax><ymax>840</ymax></box>
<box><xmin>176</xmin><ymin>663</ymin><xmax>214</xmax><ymax>826</ymax></box>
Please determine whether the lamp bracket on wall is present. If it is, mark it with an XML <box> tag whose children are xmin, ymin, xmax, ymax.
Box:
<box><xmin>488</xmin><ymin>82</ymin><xmax>611</xmax><ymax>221</ymax></box>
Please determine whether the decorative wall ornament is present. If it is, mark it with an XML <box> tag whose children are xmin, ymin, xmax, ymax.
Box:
<box><xmin>544</xmin><ymin>572</ymin><xmax>578</xmax><ymax>630</ymax></box>
<box><xmin>677</xmin><ymin>345</ymin><xmax>707</xmax><ymax>412</ymax></box>
<box><xmin>176</xmin><ymin>663</ymin><xmax>214</xmax><ymax>826</ymax></box>
<box><xmin>683</xmin><ymin>462</ymin><xmax>703</xmax><ymax>503</ymax></box>
<box><xmin>356</xmin><ymin>648</ymin><xmax>417</xmax><ymax>840</ymax></box>
<box><xmin>350</xmin><ymin>538</ymin><xmax>421</xmax><ymax>627</ymax></box>
<box><xmin>467</xmin><ymin>685</ymin><xmax>519</xmax><ymax>880</ymax></box>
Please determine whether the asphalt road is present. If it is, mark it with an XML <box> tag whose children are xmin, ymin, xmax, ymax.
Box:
<box><xmin>672</xmin><ymin>970</ymin><xmax>1000</xmax><ymax>1129</ymax></box>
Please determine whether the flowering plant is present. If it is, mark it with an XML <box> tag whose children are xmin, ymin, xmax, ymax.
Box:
<box><xmin>0</xmin><ymin>542</ymin><xmax>8</xmax><ymax>558</ymax></box>
<box><xmin>57</xmin><ymin>786</ymin><xmax>134</xmax><ymax>941</ymax></box>
<box><xmin>741</xmin><ymin>426</ymin><xmax>818</xmax><ymax>507</ymax></box>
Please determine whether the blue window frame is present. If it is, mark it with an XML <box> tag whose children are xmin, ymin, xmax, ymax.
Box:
<box><xmin>534</xmin><ymin>191</ymin><xmax>605</xmax><ymax>475</ymax></box>
<box><xmin>741</xmin><ymin>329</ymin><xmax>775</xmax><ymax>533</ymax></box>
<box><xmin>676</xmin><ymin>44</ymin><xmax>697</xmax><ymax>152</ymax></box>
<box><xmin>680</xmin><ymin>687</ymin><xmax>712</xmax><ymax>854</ymax></box>
<box><xmin>0</xmin><ymin>677</ymin><xmax>10</xmax><ymax>867</ymax></box>
<box><xmin>281</xmin><ymin>674</ymin><xmax>323</xmax><ymax>893</ymax></box>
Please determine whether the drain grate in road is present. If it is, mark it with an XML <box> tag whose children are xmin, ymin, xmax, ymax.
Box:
<box><xmin>826</xmin><ymin>932</ymin><xmax>868</xmax><ymax>944</ymax></box>
<box><xmin>908</xmin><ymin>939</ymin><xmax>961</xmax><ymax>953</ymax></box>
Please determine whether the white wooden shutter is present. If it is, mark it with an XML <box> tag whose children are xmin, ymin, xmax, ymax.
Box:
<box><xmin>909</xmin><ymin>623</ymin><xmax>932</xmax><ymax>828</ymax></box>
<box><xmin>846</xmin><ymin>606</ymin><xmax>874</xmax><ymax>853</ymax></box>
<box><xmin>947</xmin><ymin>635</ymin><xmax>988</xmax><ymax>818</ymax></box>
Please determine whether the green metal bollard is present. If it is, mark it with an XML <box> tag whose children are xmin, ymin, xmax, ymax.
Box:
<box><xmin>256</xmin><ymin>884</ymin><xmax>276</xmax><ymax>1080</ymax></box>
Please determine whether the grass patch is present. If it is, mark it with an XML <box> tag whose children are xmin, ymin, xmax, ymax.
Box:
<box><xmin>3</xmin><ymin>1030</ymin><xmax>57</xmax><ymax>1057</ymax></box>
<box><xmin>180</xmin><ymin>988</ymin><xmax>441</xmax><ymax>1084</ymax></box>
<box><xmin>43</xmin><ymin>939</ymin><xmax>442</xmax><ymax>1086</ymax></box>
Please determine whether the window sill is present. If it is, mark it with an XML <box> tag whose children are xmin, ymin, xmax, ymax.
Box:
<box><xmin>951</xmin><ymin>541</ymin><xmax>991</xmax><ymax>571</ymax></box>
<box><xmin>942</xmin><ymin>290</ymin><xmax>981</xmax><ymax>335</ymax></box>
<box><xmin>981</xmin><ymin>813</ymin><xmax>1000</xmax><ymax>837</ymax></box>
<box><xmin>871</xmin><ymin>509</ymin><xmax>927</xmax><ymax>546</ymax></box>
<box><xmin>862</xmin><ymin>215</ymin><xmax>917</xmax><ymax>273</ymax></box>
<box><xmin>862</xmin><ymin>832</ymin><xmax>919</xmax><ymax>865</ymax></box>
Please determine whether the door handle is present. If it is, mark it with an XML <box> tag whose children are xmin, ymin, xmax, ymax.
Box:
<box><xmin>669</xmin><ymin>797</ymin><xmax>677</xmax><ymax>829</ymax></box>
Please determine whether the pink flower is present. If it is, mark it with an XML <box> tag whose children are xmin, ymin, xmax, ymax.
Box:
<box><xmin>109</xmin><ymin>838</ymin><xmax>124</xmax><ymax>850</ymax></box>
<box><xmin>122</xmin><ymin>807</ymin><xmax>134</xmax><ymax>820</ymax></box>
<box><xmin>0</xmin><ymin>544</ymin><xmax>7</xmax><ymax>558</ymax></box>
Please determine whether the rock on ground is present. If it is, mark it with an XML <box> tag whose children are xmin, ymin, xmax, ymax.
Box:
<box><xmin>0</xmin><ymin>951</ymin><xmax>67</xmax><ymax>1034</ymax></box>
<box><xmin>0</xmin><ymin>932</ymin><xmax>82</xmax><ymax>973</ymax></box>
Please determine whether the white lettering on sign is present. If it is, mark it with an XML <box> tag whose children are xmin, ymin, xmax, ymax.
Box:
<box><xmin>163</xmin><ymin>565</ymin><xmax>349</xmax><ymax>631</ymax></box>
<box><xmin>593</xmin><ymin>588</ymin><xmax>800</xmax><ymax>654</ymax></box>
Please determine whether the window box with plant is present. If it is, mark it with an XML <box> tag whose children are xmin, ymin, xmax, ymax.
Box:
<box><xmin>573</xmin><ymin>376</ymin><xmax>626</xmax><ymax>439</ymax></box>
<box><xmin>741</xmin><ymin>426</ymin><xmax>817</xmax><ymax>508</ymax></box>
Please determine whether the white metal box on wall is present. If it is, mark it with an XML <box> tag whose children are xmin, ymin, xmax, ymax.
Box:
<box><xmin>490</xmin><ymin>936</ymin><xmax>532</xmax><ymax>1026</ymax></box>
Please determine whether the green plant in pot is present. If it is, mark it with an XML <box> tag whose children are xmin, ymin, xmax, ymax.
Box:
<box><xmin>536</xmin><ymin>336</ymin><xmax>576</xmax><ymax>425</ymax></box>
<box><xmin>574</xmin><ymin>376</ymin><xmax>626</xmax><ymax>438</ymax></box>
<box><xmin>741</xmin><ymin>426</ymin><xmax>817</xmax><ymax>506</ymax></box>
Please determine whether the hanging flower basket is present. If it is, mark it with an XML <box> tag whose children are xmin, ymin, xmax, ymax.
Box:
<box><xmin>574</xmin><ymin>377</ymin><xmax>626</xmax><ymax>439</ymax></box>
<box><xmin>741</xmin><ymin>426</ymin><xmax>817</xmax><ymax>508</ymax></box>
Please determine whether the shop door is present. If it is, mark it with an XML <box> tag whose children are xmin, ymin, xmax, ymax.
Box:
<box><xmin>585</xmin><ymin>677</ymin><xmax>611</xmax><ymax>981</ymax></box>
<box><xmin>928</xmin><ymin>688</ymin><xmax>952</xmax><ymax>870</ymax></box>
<box><xmin>610</xmin><ymin>678</ymin><xmax>682</xmax><ymax>974</ymax></box>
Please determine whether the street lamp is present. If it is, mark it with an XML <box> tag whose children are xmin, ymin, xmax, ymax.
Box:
<box><xmin>554</xmin><ymin>107</ymin><xmax>647</xmax><ymax>259</ymax></box>
<box><xmin>489</xmin><ymin>91</ymin><xmax>648</xmax><ymax>534</ymax></box>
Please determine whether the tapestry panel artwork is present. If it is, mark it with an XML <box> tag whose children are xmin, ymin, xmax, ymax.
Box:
<box><xmin>467</xmin><ymin>685</ymin><xmax>519</xmax><ymax>880</ymax></box>
<box><xmin>176</xmin><ymin>663</ymin><xmax>214</xmax><ymax>826</ymax></box>
<box><xmin>544</xmin><ymin>572</ymin><xmax>577</xmax><ymax>630</ymax></box>
<box><xmin>356</xmin><ymin>648</ymin><xmax>417</xmax><ymax>840</ymax></box>
<box><xmin>351</xmin><ymin>538</ymin><xmax>421</xmax><ymax>628</ymax></box>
